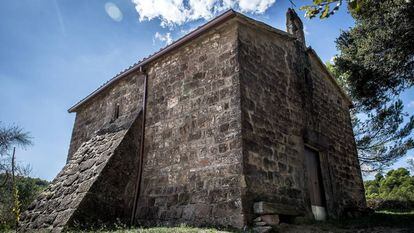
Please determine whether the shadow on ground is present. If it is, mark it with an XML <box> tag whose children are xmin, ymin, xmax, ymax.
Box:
<box><xmin>34</xmin><ymin>211</ymin><xmax>414</xmax><ymax>233</ymax></box>
<box><xmin>277</xmin><ymin>211</ymin><xmax>414</xmax><ymax>233</ymax></box>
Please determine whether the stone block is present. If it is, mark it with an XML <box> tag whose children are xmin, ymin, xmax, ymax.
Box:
<box><xmin>254</xmin><ymin>216</ymin><xmax>262</xmax><ymax>222</ymax></box>
<box><xmin>253</xmin><ymin>226</ymin><xmax>273</xmax><ymax>233</ymax></box>
<box><xmin>261</xmin><ymin>215</ymin><xmax>280</xmax><ymax>226</ymax></box>
<box><xmin>253</xmin><ymin>202</ymin><xmax>301</xmax><ymax>216</ymax></box>
<box><xmin>255</xmin><ymin>221</ymin><xmax>267</xmax><ymax>226</ymax></box>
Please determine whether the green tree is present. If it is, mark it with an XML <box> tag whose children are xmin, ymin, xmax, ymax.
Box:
<box><xmin>0</xmin><ymin>123</ymin><xmax>31</xmax><ymax>155</ymax></box>
<box><xmin>0</xmin><ymin>174</ymin><xmax>48</xmax><ymax>230</ymax></box>
<box><xmin>365</xmin><ymin>168</ymin><xmax>414</xmax><ymax>201</ymax></box>
<box><xmin>326</xmin><ymin>62</ymin><xmax>414</xmax><ymax>172</ymax></box>
<box><xmin>408</xmin><ymin>158</ymin><xmax>414</xmax><ymax>173</ymax></box>
<box><xmin>335</xmin><ymin>0</ymin><xmax>414</xmax><ymax>110</ymax></box>
<box><xmin>0</xmin><ymin>122</ymin><xmax>33</xmax><ymax>229</ymax></box>
<box><xmin>0</xmin><ymin>122</ymin><xmax>32</xmax><ymax>185</ymax></box>
<box><xmin>325</xmin><ymin>0</ymin><xmax>414</xmax><ymax>172</ymax></box>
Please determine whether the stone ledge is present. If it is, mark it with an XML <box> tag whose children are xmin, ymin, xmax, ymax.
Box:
<box><xmin>253</xmin><ymin>201</ymin><xmax>303</xmax><ymax>216</ymax></box>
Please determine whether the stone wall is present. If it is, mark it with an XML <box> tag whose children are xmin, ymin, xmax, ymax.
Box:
<box><xmin>237</xmin><ymin>18</ymin><xmax>365</xmax><ymax>223</ymax></box>
<box><xmin>307</xmin><ymin>51</ymin><xmax>366</xmax><ymax>215</ymax></box>
<box><xmin>69</xmin><ymin>111</ymin><xmax>143</xmax><ymax>228</ymax></box>
<box><xmin>19</xmin><ymin>112</ymin><xmax>141</xmax><ymax>232</ymax></box>
<box><xmin>134</xmin><ymin>19</ymin><xmax>246</xmax><ymax>228</ymax></box>
<box><xmin>67</xmin><ymin>73</ymin><xmax>145</xmax><ymax>161</ymax></box>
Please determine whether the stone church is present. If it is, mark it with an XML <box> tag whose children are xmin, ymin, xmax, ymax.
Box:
<box><xmin>20</xmin><ymin>9</ymin><xmax>366</xmax><ymax>232</ymax></box>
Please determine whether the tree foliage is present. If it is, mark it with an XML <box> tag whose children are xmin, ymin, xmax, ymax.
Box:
<box><xmin>407</xmin><ymin>158</ymin><xmax>414</xmax><ymax>173</ymax></box>
<box><xmin>324</xmin><ymin>0</ymin><xmax>414</xmax><ymax>172</ymax></box>
<box><xmin>0</xmin><ymin>122</ymin><xmax>33</xmax><ymax>229</ymax></box>
<box><xmin>301</xmin><ymin>0</ymin><xmax>364</xmax><ymax>19</ymax></box>
<box><xmin>335</xmin><ymin>0</ymin><xmax>414</xmax><ymax>110</ymax></box>
<box><xmin>0</xmin><ymin>122</ymin><xmax>32</xmax><ymax>156</ymax></box>
<box><xmin>365</xmin><ymin>168</ymin><xmax>414</xmax><ymax>201</ymax></box>
<box><xmin>353</xmin><ymin>101</ymin><xmax>414</xmax><ymax>172</ymax></box>
<box><xmin>326</xmin><ymin>62</ymin><xmax>414</xmax><ymax>172</ymax></box>
<box><xmin>0</xmin><ymin>122</ymin><xmax>32</xmax><ymax>186</ymax></box>
<box><xmin>0</xmin><ymin>174</ymin><xmax>48</xmax><ymax>230</ymax></box>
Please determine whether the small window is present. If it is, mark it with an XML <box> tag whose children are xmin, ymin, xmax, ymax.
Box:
<box><xmin>304</xmin><ymin>68</ymin><xmax>312</xmax><ymax>87</ymax></box>
<box><xmin>112</xmin><ymin>104</ymin><xmax>120</xmax><ymax>121</ymax></box>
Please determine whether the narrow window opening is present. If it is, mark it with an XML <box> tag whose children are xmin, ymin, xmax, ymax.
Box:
<box><xmin>112</xmin><ymin>104</ymin><xmax>120</xmax><ymax>121</ymax></box>
<box><xmin>304</xmin><ymin>68</ymin><xmax>312</xmax><ymax>88</ymax></box>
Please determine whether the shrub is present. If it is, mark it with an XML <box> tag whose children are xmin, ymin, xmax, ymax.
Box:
<box><xmin>367</xmin><ymin>198</ymin><xmax>414</xmax><ymax>212</ymax></box>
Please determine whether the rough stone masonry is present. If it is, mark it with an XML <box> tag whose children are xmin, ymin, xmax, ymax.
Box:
<box><xmin>19</xmin><ymin>8</ymin><xmax>366</xmax><ymax>232</ymax></box>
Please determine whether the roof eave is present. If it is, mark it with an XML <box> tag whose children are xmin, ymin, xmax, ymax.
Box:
<box><xmin>306</xmin><ymin>47</ymin><xmax>354</xmax><ymax>107</ymax></box>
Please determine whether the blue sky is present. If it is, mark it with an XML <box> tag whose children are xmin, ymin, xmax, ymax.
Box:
<box><xmin>0</xmin><ymin>0</ymin><xmax>412</xmax><ymax>181</ymax></box>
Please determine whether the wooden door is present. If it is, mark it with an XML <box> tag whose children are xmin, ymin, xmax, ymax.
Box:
<box><xmin>304</xmin><ymin>147</ymin><xmax>326</xmax><ymax>208</ymax></box>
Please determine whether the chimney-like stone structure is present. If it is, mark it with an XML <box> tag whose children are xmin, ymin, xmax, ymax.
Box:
<box><xmin>286</xmin><ymin>8</ymin><xmax>306</xmax><ymax>46</ymax></box>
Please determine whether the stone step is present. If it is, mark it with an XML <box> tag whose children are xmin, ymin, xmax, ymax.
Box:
<box><xmin>254</xmin><ymin>216</ymin><xmax>262</xmax><ymax>222</ymax></box>
<box><xmin>261</xmin><ymin>214</ymin><xmax>280</xmax><ymax>226</ymax></box>
<box><xmin>254</xmin><ymin>221</ymin><xmax>267</xmax><ymax>226</ymax></box>
<box><xmin>254</xmin><ymin>201</ymin><xmax>302</xmax><ymax>216</ymax></box>
<box><xmin>253</xmin><ymin>226</ymin><xmax>273</xmax><ymax>233</ymax></box>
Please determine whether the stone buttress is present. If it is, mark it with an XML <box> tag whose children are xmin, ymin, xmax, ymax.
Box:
<box><xmin>19</xmin><ymin>111</ymin><xmax>143</xmax><ymax>232</ymax></box>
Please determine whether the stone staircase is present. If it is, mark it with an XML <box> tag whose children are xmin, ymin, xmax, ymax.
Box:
<box><xmin>252</xmin><ymin>201</ymin><xmax>304</xmax><ymax>233</ymax></box>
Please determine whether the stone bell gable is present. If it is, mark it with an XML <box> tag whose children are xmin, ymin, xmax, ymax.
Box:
<box><xmin>20</xmin><ymin>9</ymin><xmax>365</xmax><ymax>232</ymax></box>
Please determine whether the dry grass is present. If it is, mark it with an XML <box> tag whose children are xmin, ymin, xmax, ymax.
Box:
<box><xmin>70</xmin><ymin>225</ymin><xmax>233</xmax><ymax>233</ymax></box>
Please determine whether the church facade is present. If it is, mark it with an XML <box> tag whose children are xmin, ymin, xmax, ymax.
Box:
<box><xmin>20</xmin><ymin>9</ymin><xmax>366</xmax><ymax>232</ymax></box>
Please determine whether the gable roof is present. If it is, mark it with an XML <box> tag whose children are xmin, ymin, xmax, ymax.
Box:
<box><xmin>307</xmin><ymin>48</ymin><xmax>353</xmax><ymax>106</ymax></box>
<box><xmin>68</xmin><ymin>9</ymin><xmax>352</xmax><ymax>113</ymax></box>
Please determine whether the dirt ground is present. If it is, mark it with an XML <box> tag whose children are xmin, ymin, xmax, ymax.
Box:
<box><xmin>275</xmin><ymin>211</ymin><xmax>414</xmax><ymax>233</ymax></box>
<box><xmin>278</xmin><ymin>224</ymin><xmax>412</xmax><ymax>233</ymax></box>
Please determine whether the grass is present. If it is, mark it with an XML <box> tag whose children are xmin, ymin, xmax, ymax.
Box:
<box><xmin>1</xmin><ymin>226</ymin><xmax>233</xmax><ymax>233</ymax></box>
<box><xmin>68</xmin><ymin>225</ymin><xmax>233</xmax><ymax>233</ymax></box>
<box><xmin>70</xmin><ymin>212</ymin><xmax>414</xmax><ymax>232</ymax></box>
<box><xmin>3</xmin><ymin>211</ymin><xmax>412</xmax><ymax>232</ymax></box>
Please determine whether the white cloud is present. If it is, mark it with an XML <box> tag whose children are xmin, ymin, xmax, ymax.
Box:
<box><xmin>238</xmin><ymin>0</ymin><xmax>274</xmax><ymax>13</ymax></box>
<box><xmin>105</xmin><ymin>2</ymin><xmax>123</xmax><ymax>22</ymax></box>
<box><xmin>131</xmin><ymin>0</ymin><xmax>276</xmax><ymax>27</ymax></box>
<box><xmin>408</xmin><ymin>100</ymin><xmax>414</xmax><ymax>108</ymax></box>
<box><xmin>154</xmin><ymin>32</ymin><xmax>173</xmax><ymax>45</ymax></box>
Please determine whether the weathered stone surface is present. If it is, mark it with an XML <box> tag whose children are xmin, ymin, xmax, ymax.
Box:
<box><xmin>253</xmin><ymin>226</ymin><xmax>273</xmax><ymax>233</ymax></box>
<box><xmin>253</xmin><ymin>202</ymin><xmax>302</xmax><ymax>216</ymax></box>
<box><xmin>67</xmin><ymin>71</ymin><xmax>145</xmax><ymax>161</ymax></box>
<box><xmin>255</xmin><ymin>221</ymin><xmax>268</xmax><ymax>226</ymax></box>
<box><xmin>134</xmin><ymin>17</ymin><xmax>245</xmax><ymax>229</ymax></box>
<box><xmin>261</xmin><ymin>215</ymin><xmax>280</xmax><ymax>226</ymax></box>
<box><xmin>238</xmin><ymin>11</ymin><xmax>365</xmax><ymax>223</ymax></box>
<box><xmin>254</xmin><ymin>217</ymin><xmax>262</xmax><ymax>222</ymax></box>
<box><xmin>19</xmin><ymin>112</ymin><xmax>143</xmax><ymax>232</ymax></box>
